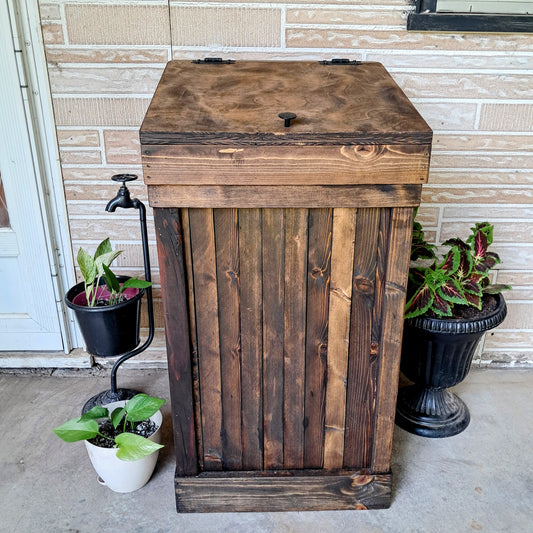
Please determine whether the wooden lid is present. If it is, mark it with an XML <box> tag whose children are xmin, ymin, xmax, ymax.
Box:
<box><xmin>140</xmin><ymin>60</ymin><xmax>432</xmax><ymax>146</ymax></box>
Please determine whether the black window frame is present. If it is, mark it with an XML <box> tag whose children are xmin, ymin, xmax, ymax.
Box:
<box><xmin>407</xmin><ymin>0</ymin><xmax>533</xmax><ymax>32</ymax></box>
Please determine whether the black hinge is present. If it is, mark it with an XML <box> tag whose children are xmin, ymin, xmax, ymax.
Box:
<box><xmin>319</xmin><ymin>58</ymin><xmax>361</xmax><ymax>65</ymax></box>
<box><xmin>192</xmin><ymin>58</ymin><xmax>235</xmax><ymax>64</ymax></box>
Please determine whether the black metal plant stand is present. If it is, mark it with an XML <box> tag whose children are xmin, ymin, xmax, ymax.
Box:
<box><xmin>82</xmin><ymin>175</ymin><xmax>154</xmax><ymax>413</ymax></box>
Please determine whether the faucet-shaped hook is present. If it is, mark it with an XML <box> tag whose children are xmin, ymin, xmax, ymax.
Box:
<box><xmin>106</xmin><ymin>174</ymin><xmax>138</xmax><ymax>212</ymax></box>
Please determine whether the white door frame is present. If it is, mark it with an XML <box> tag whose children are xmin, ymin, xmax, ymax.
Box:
<box><xmin>2</xmin><ymin>0</ymin><xmax>80</xmax><ymax>356</ymax></box>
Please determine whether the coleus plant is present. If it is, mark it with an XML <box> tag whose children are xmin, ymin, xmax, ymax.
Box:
<box><xmin>77</xmin><ymin>238</ymin><xmax>151</xmax><ymax>307</ymax></box>
<box><xmin>53</xmin><ymin>394</ymin><xmax>165</xmax><ymax>461</ymax></box>
<box><xmin>405</xmin><ymin>220</ymin><xmax>510</xmax><ymax>319</ymax></box>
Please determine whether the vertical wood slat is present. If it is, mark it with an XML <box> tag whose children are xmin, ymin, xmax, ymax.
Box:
<box><xmin>323</xmin><ymin>208</ymin><xmax>356</xmax><ymax>470</ymax></box>
<box><xmin>214</xmin><ymin>209</ymin><xmax>242</xmax><ymax>470</ymax></box>
<box><xmin>344</xmin><ymin>208</ymin><xmax>381</xmax><ymax>469</ymax></box>
<box><xmin>304</xmin><ymin>208</ymin><xmax>333</xmax><ymax>469</ymax></box>
<box><xmin>262</xmin><ymin>209</ymin><xmax>285</xmax><ymax>469</ymax></box>
<box><xmin>181</xmin><ymin>208</ymin><xmax>204</xmax><ymax>472</ymax></box>
<box><xmin>283</xmin><ymin>208</ymin><xmax>308</xmax><ymax>469</ymax></box>
<box><xmin>238</xmin><ymin>209</ymin><xmax>264</xmax><ymax>470</ymax></box>
<box><xmin>189</xmin><ymin>208</ymin><xmax>223</xmax><ymax>470</ymax></box>
<box><xmin>153</xmin><ymin>208</ymin><xmax>198</xmax><ymax>476</ymax></box>
<box><xmin>372</xmin><ymin>208</ymin><xmax>414</xmax><ymax>472</ymax></box>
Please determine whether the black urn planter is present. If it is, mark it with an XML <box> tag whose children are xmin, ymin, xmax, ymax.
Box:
<box><xmin>65</xmin><ymin>276</ymin><xmax>145</xmax><ymax>357</ymax></box>
<box><xmin>396</xmin><ymin>294</ymin><xmax>507</xmax><ymax>438</ymax></box>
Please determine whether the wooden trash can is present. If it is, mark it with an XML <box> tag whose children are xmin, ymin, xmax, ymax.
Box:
<box><xmin>141</xmin><ymin>60</ymin><xmax>432</xmax><ymax>512</ymax></box>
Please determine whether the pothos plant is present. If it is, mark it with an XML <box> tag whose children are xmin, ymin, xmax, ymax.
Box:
<box><xmin>53</xmin><ymin>394</ymin><xmax>165</xmax><ymax>461</ymax></box>
<box><xmin>405</xmin><ymin>219</ymin><xmax>510</xmax><ymax>319</ymax></box>
<box><xmin>77</xmin><ymin>238</ymin><xmax>151</xmax><ymax>307</ymax></box>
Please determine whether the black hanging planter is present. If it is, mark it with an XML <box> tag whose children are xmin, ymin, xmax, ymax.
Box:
<box><xmin>65</xmin><ymin>276</ymin><xmax>145</xmax><ymax>358</ymax></box>
<box><xmin>396</xmin><ymin>293</ymin><xmax>507</xmax><ymax>438</ymax></box>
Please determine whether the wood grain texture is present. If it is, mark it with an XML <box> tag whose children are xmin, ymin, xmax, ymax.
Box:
<box><xmin>323</xmin><ymin>208</ymin><xmax>356</xmax><ymax>470</ymax></box>
<box><xmin>140</xmin><ymin>61</ymin><xmax>432</xmax><ymax>145</ymax></box>
<box><xmin>238</xmin><ymin>209</ymin><xmax>263</xmax><ymax>470</ymax></box>
<box><xmin>304</xmin><ymin>209</ymin><xmax>333</xmax><ymax>469</ymax></box>
<box><xmin>180</xmin><ymin>209</ymin><xmax>203</xmax><ymax>472</ymax></box>
<box><xmin>372</xmin><ymin>208</ymin><xmax>414</xmax><ymax>473</ymax></box>
<box><xmin>188</xmin><ymin>208</ymin><xmax>223</xmax><ymax>470</ymax></box>
<box><xmin>214</xmin><ymin>209</ymin><xmax>242</xmax><ymax>470</ymax></box>
<box><xmin>175</xmin><ymin>470</ymin><xmax>392</xmax><ymax>512</ymax></box>
<box><xmin>148</xmin><ymin>184</ymin><xmax>422</xmax><ymax>209</ymax></box>
<box><xmin>142</xmin><ymin>144</ymin><xmax>430</xmax><ymax>186</ymax></box>
<box><xmin>343</xmin><ymin>209</ymin><xmax>381</xmax><ymax>469</ymax></box>
<box><xmin>283</xmin><ymin>209</ymin><xmax>308</xmax><ymax>469</ymax></box>
<box><xmin>153</xmin><ymin>208</ymin><xmax>198</xmax><ymax>476</ymax></box>
<box><xmin>262</xmin><ymin>209</ymin><xmax>285</xmax><ymax>469</ymax></box>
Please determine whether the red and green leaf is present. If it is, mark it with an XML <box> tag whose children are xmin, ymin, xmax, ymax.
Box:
<box><xmin>456</xmin><ymin>250</ymin><xmax>473</xmax><ymax>279</ymax></box>
<box><xmin>463</xmin><ymin>278</ymin><xmax>483</xmax><ymax>296</ymax></box>
<box><xmin>430</xmin><ymin>291</ymin><xmax>452</xmax><ymax>317</ymax></box>
<box><xmin>472</xmin><ymin>228</ymin><xmax>488</xmax><ymax>260</ymax></box>
<box><xmin>437</xmin><ymin>279</ymin><xmax>468</xmax><ymax>305</ymax></box>
<box><xmin>474</xmin><ymin>251</ymin><xmax>500</xmax><ymax>274</ymax></box>
<box><xmin>439</xmin><ymin>248</ymin><xmax>460</xmax><ymax>275</ymax></box>
<box><xmin>464</xmin><ymin>291</ymin><xmax>482</xmax><ymax>309</ymax></box>
<box><xmin>405</xmin><ymin>285</ymin><xmax>434</xmax><ymax>318</ymax></box>
<box><xmin>483</xmin><ymin>284</ymin><xmax>511</xmax><ymax>295</ymax></box>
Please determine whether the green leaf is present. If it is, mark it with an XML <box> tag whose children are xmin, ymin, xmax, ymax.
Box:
<box><xmin>53</xmin><ymin>417</ymin><xmax>99</xmax><ymax>443</ymax></box>
<box><xmin>94</xmin><ymin>238</ymin><xmax>112</xmax><ymax>260</ymax></box>
<box><xmin>121</xmin><ymin>277</ymin><xmax>152</xmax><ymax>290</ymax></box>
<box><xmin>115</xmin><ymin>433</ymin><xmax>163</xmax><ymax>461</ymax></box>
<box><xmin>94</xmin><ymin>250</ymin><xmax>122</xmax><ymax>275</ymax></box>
<box><xmin>77</xmin><ymin>248</ymin><xmax>96</xmax><ymax>285</ymax></box>
<box><xmin>483</xmin><ymin>284</ymin><xmax>511</xmax><ymax>294</ymax></box>
<box><xmin>111</xmin><ymin>407</ymin><xmax>126</xmax><ymax>429</ymax></box>
<box><xmin>102</xmin><ymin>263</ymin><xmax>120</xmax><ymax>294</ymax></box>
<box><xmin>124</xmin><ymin>394</ymin><xmax>165</xmax><ymax>423</ymax></box>
<box><xmin>79</xmin><ymin>406</ymin><xmax>108</xmax><ymax>422</ymax></box>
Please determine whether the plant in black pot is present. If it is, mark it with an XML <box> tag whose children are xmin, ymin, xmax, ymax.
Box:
<box><xmin>396</xmin><ymin>219</ymin><xmax>510</xmax><ymax>438</ymax></box>
<box><xmin>65</xmin><ymin>238</ymin><xmax>152</xmax><ymax>357</ymax></box>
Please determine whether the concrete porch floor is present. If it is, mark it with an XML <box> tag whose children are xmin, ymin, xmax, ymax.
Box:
<box><xmin>0</xmin><ymin>368</ymin><xmax>531</xmax><ymax>533</ymax></box>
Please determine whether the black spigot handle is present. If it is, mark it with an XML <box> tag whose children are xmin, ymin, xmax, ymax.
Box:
<box><xmin>111</xmin><ymin>174</ymin><xmax>138</xmax><ymax>184</ymax></box>
<box><xmin>279</xmin><ymin>112</ymin><xmax>297</xmax><ymax>128</ymax></box>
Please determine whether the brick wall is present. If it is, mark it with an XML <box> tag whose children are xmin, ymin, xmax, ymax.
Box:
<box><xmin>39</xmin><ymin>1</ymin><xmax>533</xmax><ymax>366</ymax></box>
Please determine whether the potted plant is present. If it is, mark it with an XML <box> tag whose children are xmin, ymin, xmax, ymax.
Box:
<box><xmin>53</xmin><ymin>393</ymin><xmax>165</xmax><ymax>493</ymax></box>
<box><xmin>396</xmin><ymin>219</ymin><xmax>510</xmax><ymax>438</ymax></box>
<box><xmin>65</xmin><ymin>238</ymin><xmax>152</xmax><ymax>357</ymax></box>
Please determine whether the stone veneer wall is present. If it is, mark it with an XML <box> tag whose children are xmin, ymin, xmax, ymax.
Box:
<box><xmin>39</xmin><ymin>0</ymin><xmax>533</xmax><ymax>367</ymax></box>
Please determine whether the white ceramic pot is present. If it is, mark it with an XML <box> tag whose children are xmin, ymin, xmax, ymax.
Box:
<box><xmin>84</xmin><ymin>401</ymin><xmax>163</xmax><ymax>493</ymax></box>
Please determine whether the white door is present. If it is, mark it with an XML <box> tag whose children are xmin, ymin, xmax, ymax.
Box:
<box><xmin>0</xmin><ymin>0</ymin><xmax>63</xmax><ymax>350</ymax></box>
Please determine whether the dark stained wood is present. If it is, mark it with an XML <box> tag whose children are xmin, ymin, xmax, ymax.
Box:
<box><xmin>148</xmin><ymin>184</ymin><xmax>422</xmax><ymax>209</ymax></box>
<box><xmin>262</xmin><ymin>209</ymin><xmax>285</xmax><ymax>469</ymax></box>
<box><xmin>303</xmin><ymin>209</ymin><xmax>333</xmax><ymax>469</ymax></box>
<box><xmin>142</xmin><ymin>144</ymin><xmax>430</xmax><ymax>186</ymax></box>
<box><xmin>140</xmin><ymin>61</ymin><xmax>432</xmax><ymax>145</ymax></box>
<box><xmin>180</xmin><ymin>209</ymin><xmax>203</xmax><ymax>472</ymax></box>
<box><xmin>188</xmin><ymin>208</ymin><xmax>223</xmax><ymax>470</ymax></box>
<box><xmin>153</xmin><ymin>208</ymin><xmax>198</xmax><ymax>476</ymax></box>
<box><xmin>408</xmin><ymin>12</ymin><xmax>533</xmax><ymax>33</ymax></box>
<box><xmin>213</xmin><ymin>209</ymin><xmax>242</xmax><ymax>470</ymax></box>
<box><xmin>372</xmin><ymin>208</ymin><xmax>414</xmax><ymax>472</ymax></box>
<box><xmin>238</xmin><ymin>209</ymin><xmax>263</xmax><ymax>470</ymax></box>
<box><xmin>175</xmin><ymin>470</ymin><xmax>392</xmax><ymax>512</ymax></box>
<box><xmin>282</xmin><ymin>208</ymin><xmax>308</xmax><ymax>469</ymax></box>
<box><xmin>343</xmin><ymin>209</ymin><xmax>381</xmax><ymax>469</ymax></box>
<box><xmin>323</xmin><ymin>208</ymin><xmax>356</xmax><ymax>470</ymax></box>
<box><xmin>144</xmin><ymin>59</ymin><xmax>431</xmax><ymax>512</ymax></box>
